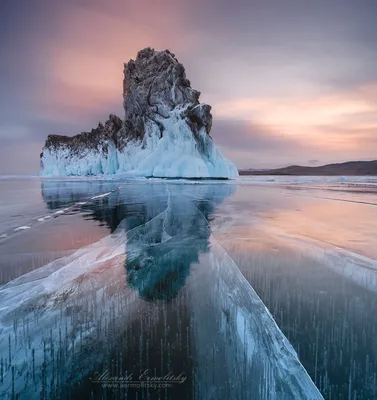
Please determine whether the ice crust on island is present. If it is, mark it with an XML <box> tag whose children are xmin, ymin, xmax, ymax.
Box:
<box><xmin>40</xmin><ymin>48</ymin><xmax>238</xmax><ymax>179</ymax></box>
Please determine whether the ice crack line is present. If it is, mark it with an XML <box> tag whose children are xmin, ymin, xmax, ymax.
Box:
<box><xmin>162</xmin><ymin>185</ymin><xmax>172</xmax><ymax>239</ymax></box>
<box><xmin>286</xmin><ymin>190</ymin><xmax>377</xmax><ymax>206</ymax></box>
<box><xmin>192</xmin><ymin>202</ymin><xmax>239</xmax><ymax>269</ymax></box>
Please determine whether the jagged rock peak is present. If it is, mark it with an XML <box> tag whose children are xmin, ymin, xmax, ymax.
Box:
<box><xmin>123</xmin><ymin>48</ymin><xmax>198</xmax><ymax>107</ymax></box>
<box><xmin>121</xmin><ymin>47</ymin><xmax>212</xmax><ymax>141</ymax></box>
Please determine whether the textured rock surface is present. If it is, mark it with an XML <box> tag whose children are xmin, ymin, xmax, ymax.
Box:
<box><xmin>44</xmin><ymin>114</ymin><xmax>122</xmax><ymax>154</ymax></box>
<box><xmin>40</xmin><ymin>48</ymin><xmax>238</xmax><ymax>178</ymax></box>
<box><xmin>120</xmin><ymin>48</ymin><xmax>212</xmax><ymax>144</ymax></box>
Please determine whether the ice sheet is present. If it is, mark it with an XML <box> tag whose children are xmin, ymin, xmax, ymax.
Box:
<box><xmin>189</xmin><ymin>235</ymin><xmax>323</xmax><ymax>399</ymax></box>
<box><xmin>0</xmin><ymin>182</ymin><xmax>322</xmax><ymax>399</ymax></box>
<box><xmin>273</xmin><ymin>232</ymin><xmax>377</xmax><ymax>293</ymax></box>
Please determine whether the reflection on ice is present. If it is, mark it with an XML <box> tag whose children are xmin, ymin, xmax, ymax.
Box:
<box><xmin>125</xmin><ymin>190</ymin><xmax>217</xmax><ymax>301</ymax></box>
<box><xmin>41</xmin><ymin>180</ymin><xmax>120</xmax><ymax>210</ymax></box>
<box><xmin>0</xmin><ymin>181</ymin><xmax>322</xmax><ymax>399</ymax></box>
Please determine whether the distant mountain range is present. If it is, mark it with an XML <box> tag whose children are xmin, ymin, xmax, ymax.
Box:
<box><xmin>239</xmin><ymin>160</ymin><xmax>377</xmax><ymax>176</ymax></box>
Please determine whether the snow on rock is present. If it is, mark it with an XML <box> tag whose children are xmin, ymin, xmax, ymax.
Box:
<box><xmin>40</xmin><ymin>48</ymin><xmax>238</xmax><ymax>179</ymax></box>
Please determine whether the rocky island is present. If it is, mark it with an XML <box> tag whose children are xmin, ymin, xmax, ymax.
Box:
<box><xmin>40</xmin><ymin>48</ymin><xmax>238</xmax><ymax>179</ymax></box>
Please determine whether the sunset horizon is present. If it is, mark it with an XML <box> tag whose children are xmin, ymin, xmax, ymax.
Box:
<box><xmin>1</xmin><ymin>0</ymin><xmax>377</xmax><ymax>174</ymax></box>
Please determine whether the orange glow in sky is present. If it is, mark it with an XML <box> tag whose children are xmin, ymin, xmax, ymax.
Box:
<box><xmin>1</xmin><ymin>0</ymin><xmax>377</xmax><ymax>172</ymax></box>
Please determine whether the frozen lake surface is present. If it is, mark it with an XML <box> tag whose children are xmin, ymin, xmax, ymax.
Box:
<box><xmin>0</xmin><ymin>176</ymin><xmax>377</xmax><ymax>399</ymax></box>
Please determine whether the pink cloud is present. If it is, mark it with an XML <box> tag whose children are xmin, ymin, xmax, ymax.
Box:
<box><xmin>33</xmin><ymin>0</ymin><xmax>197</xmax><ymax>124</ymax></box>
<box><xmin>211</xmin><ymin>82</ymin><xmax>377</xmax><ymax>156</ymax></box>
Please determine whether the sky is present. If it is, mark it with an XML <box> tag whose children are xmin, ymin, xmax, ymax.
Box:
<box><xmin>1</xmin><ymin>0</ymin><xmax>377</xmax><ymax>173</ymax></box>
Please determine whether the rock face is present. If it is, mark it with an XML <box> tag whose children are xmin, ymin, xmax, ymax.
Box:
<box><xmin>40</xmin><ymin>48</ymin><xmax>238</xmax><ymax>178</ymax></box>
<box><xmin>41</xmin><ymin>115</ymin><xmax>123</xmax><ymax>176</ymax></box>
<box><xmin>121</xmin><ymin>48</ymin><xmax>211</xmax><ymax>141</ymax></box>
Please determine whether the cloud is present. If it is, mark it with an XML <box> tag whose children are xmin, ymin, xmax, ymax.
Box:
<box><xmin>0</xmin><ymin>141</ymin><xmax>42</xmax><ymax>174</ymax></box>
<box><xmin>212</xmin><ymin>119</ymin><xmax>304</xmax><ymax>152</ymax></box>
<box><xmin>209</xmin><ymin>79</ymin><xmax>377</xmax><ymax>168</ymax></box>
<box><xmin>1</xmin><ymin>0</ymin><xmax>377</xmax><ymax>172</ymax></box>
<box><xmin>211</xmin><ymin>82</ymin><xmax>377</xmax><ymax>157</ymax></box>
<box><xmin>211</xmin><ymin>119</ymin><xmax>317</xmax><ymax>168</ymax></box>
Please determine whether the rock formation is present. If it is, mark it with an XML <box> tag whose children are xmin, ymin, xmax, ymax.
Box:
<box><xmin>40</xmin><ymin>48</ymin><xmax>238</xmax><ymax>178</ymax></box>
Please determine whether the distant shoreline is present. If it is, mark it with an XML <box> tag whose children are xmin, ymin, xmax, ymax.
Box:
<box><xmin>239</xmin><ymin>160</ymin><xmax>377</xmax><ymax>176</ymax></box>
